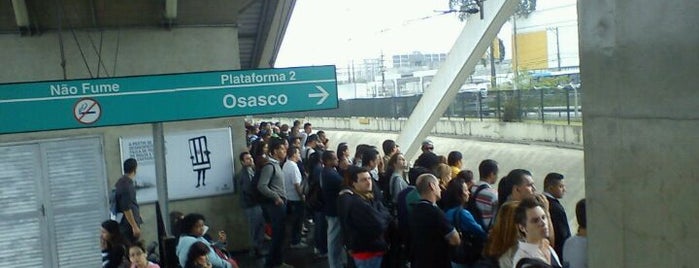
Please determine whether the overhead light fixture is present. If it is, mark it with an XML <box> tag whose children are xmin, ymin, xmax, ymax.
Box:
<box><xmin>12</xmin><ymin>0</ymin><xmax>30</xmax><ymax>35</ymax></box>
<box><xmin>11</xmin><ymin>0</ymin><xmax>29</xmax><ymax>27</ymax></box>
<box><xmin>165</xmin><ymin>0</ymin><xmax>178</xmax><ymax>20</ymax></box>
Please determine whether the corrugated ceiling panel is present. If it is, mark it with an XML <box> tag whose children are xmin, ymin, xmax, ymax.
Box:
<box><xmin>177</xmin><ymin>0</ymin><xmax>239</xmax><ymax>25</ymax></box>
<box><xmin>239</xmin><ymin>37</ymin><xmax>256</xmax><ymax>69</ymax></box>
<box><xmin>237</xmin><ymin>0</ymin><xmax>263</xmax><ymax>35</ymax></box>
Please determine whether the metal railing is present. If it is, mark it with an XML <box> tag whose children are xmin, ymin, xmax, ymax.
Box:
<box><xmin>279</xmin><ymin>88</ymin><xmax>583</xmax><ymax>125</ymax></box>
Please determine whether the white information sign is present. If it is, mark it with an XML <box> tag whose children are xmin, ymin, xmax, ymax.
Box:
<box><xmin>118</xmin><ymin>128</ymin><xmax>235</xmax><ymax>203</ymax></box>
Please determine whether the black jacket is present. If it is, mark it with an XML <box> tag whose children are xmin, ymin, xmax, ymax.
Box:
<box><xmin>546</xmin><ymin>194</ymin><xmax>571</xmax><ymax>259</ymax></box>
<box><xmin>236</xmin><ymin>167</ymin><xmax>257</xmax><ymax>208</ymax></box>
<box><xmin>321</xmin><ymin>167</ymin><xmax>344</xmax><ymax>217</ymax></box>
<box><xmin>337</xmin><ymin>188</ymin><xmax>391</xmax><ymax>253</ymax></box>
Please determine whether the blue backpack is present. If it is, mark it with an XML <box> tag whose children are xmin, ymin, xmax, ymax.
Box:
<box><xmin>109</xmin><ymin>188</ymin><xmax>123</xmax><ymax>222</ymax></box>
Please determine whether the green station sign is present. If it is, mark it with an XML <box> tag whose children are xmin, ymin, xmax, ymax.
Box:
<box><xmin>0</xmin><ymin>65</ymin><xmax>338</xmax><ymax>134</ymax></box>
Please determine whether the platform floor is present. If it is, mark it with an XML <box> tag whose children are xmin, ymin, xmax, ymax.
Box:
<box><xmin>233</xmin><ymin>220</ymin><xmax>329</xmax><ymax>268</ymax></box>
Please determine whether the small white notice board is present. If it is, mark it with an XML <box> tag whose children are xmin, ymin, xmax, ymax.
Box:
<box><xmin>119</xmin><ymin>128</ymin><xmax>235</xmax><ymax>203</ymax></box>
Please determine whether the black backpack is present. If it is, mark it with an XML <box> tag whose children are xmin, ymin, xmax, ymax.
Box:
<box><xmin>304</xmin><ymin>149</ymin><xmax>323</xmax><ymax>174</ymax></box>
<box><xmin>250</xmin><ymin>162</ymin><xmax>275</xmax><ymax>204</ymax></box>
<box><xmin>306</xmin><ymin>171</ymin><xmax>324</xmax><ymax>211</ymax></box>
<box><xmin>466</xmin><ymin>184</ymin><xmax>491</xmax><ymax>231</ymax></box>
<box><xmin>449</xmin><ymin>209</ymin><xmax>486</xmax><ymax>264</ymax></box>
<box><xmin>378</xmin><ymin>171</ymin><xmax>393</xmax><ymax>204</ymax></box>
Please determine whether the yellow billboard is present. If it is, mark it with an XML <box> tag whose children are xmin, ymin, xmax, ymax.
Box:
<box><xmin>514</xmin><ymin>30</ymin><xmax>548</xmax><ymax>70</ymax></box>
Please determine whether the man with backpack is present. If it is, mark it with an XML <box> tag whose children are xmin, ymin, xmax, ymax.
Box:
<box><xmin>304</xmin><ymin>151</ymin><xmax>328</xmax><ymax>259</ymax></box>
<box><xmin>115</xmin><ymin>158</ymin><xmax>142</xmax><ymax>244</ymax></box>
<box><xmin>468</xmin><ymin>159</ymin><xmax>500</xmax><ymax>231</ymax></box>
<box><xmin>255</xmin><ymin>137</ymin><xmax>293</xmax><ymax>268</ymax></box>
<box><xmin>234</xmin><ymin>152</ymin><xmax>265</xmax><ymax>258</ymax></box>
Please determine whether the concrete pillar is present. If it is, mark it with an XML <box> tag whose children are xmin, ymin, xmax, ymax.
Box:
<box><xmin>579</xmin><ymin>0</ymin><xmax>699</xmax><ymax>266</ymax></box>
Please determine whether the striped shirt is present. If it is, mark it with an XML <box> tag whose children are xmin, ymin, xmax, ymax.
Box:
<box><xmin>470</xmin><ymin>181</ymin><xmax>498</xmax><ymax>228</ymax></box>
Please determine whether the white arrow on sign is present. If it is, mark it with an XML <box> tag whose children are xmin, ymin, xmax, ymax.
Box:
<box><xmin>308</xmin><ymin>85</ymin><xmax>329</xmax><ymax>105</ymax></box>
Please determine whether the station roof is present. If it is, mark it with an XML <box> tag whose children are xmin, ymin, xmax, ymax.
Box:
<box><xmin>0</xmin><ymin>0</ymin><xmax>295</xmax><ymax>69</ymax></box>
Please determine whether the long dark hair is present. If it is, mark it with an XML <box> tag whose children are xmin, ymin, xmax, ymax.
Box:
<box><xmin>455</xmin><ymin>170</ymin><xmax>475</xmax><ymax>185</ymax></box>
<box><xmin>101</xmin><ymin>220</ymin><xmax>128</xmax><ymax>248</ymax></box>
<box><xmin>337</xmin><ymin>142</ymin><xmax>349</xmax><ymax>160</ymax></box>
<box><xmin>441</xmin><ymin>178</ymin><xmax>468</xmax><ymax>209</ymax></box>
<box><xmin>384</xmin><ymin>152</ymin><xmax>405</xmax><ymax>181</ymax></box>
<box><xmin>184</xmin><ymin>241</ymin><xmax>210</xmax><ymax>268</ymax></box>
<box><xmin>250</xmin><ymin>140</ymin><xmax>269</xmax><ymax>169</ymax></box>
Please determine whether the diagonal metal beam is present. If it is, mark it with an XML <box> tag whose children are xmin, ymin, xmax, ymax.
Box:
<box><xmin>396</xmin><ymin>0</ymin><xmax>520</xmax><ymax>160</ymax></box>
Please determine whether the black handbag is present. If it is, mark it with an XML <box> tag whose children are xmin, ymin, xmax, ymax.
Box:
<box><xmin>449</xmin><ymin>208</ymin><xmax>485</xmax><ymax>264</ymax></box>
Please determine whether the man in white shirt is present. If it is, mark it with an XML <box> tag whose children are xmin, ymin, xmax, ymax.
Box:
<box><xmin>283</xmin><ymin>146</ymin><xmax>306</xmax><ymax>249</ymax></box>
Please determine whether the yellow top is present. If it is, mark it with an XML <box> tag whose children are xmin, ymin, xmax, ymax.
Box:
<box><xmin>451</xmin><ymin>166</ymin><xmax>461</xmax><ymax>179</ymax></box>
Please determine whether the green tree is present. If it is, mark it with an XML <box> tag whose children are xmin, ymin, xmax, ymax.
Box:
<box><xmin>515</xmin><ymin>0</ymin><xmax>537</xmax><ymax>17</ymax></box>
<box><xmin>448</xmin><ymin>0</ymin><xmax>537</xmax><ymax>21</ymax></box>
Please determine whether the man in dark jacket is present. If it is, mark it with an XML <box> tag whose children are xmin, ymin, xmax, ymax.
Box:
<box><xmin>544</xmin><ymin>172</ymin><xmax>571</xmax><ymax>259</ymax></box>
<box><xmin>320</xmin><ymin>150</ymin><xmax>345</xmax><ymax>268</ymax></box>
<box><xmin>338</xmin><ymin>166</ymin><xmax>391</xmax><ymax>267</ymax></box>
<box><xmin>235</xmin><ymin>152</ymin><xmax>264</xmax><ymax>257</ymax></box>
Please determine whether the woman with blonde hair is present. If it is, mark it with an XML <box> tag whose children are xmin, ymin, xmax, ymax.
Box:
<box><xmin>434</xmin><ymin>163</ymin><xmax>452</xmax><ymax>190</ymax></box>
<box><xmin>434</xmin><ymin>163</ymin><xmax>453</xmax><ymax>209</ymax></box>
<box><xmin>484</xmin><ymin>201</ymin><xmax>522</xmax><ymax>268</ymax></box>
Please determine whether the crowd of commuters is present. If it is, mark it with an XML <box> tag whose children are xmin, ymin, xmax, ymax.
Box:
<box><xmin>102</xmin><ymin>119</ymin><xmax>586</xmax><ymax>268</ymax></box>
<box><xmin>232</xmin><ymin>119</ymin><xmax>586</xmax><ymax>268</ymax></box>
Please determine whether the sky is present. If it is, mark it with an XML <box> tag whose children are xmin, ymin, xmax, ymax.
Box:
<box><xmin>275</xmin><ymin>0</ymin><xmax>578</xmax><ymax>68</ymax></box>
<box><xmin>275</xmin><ymin>0</ymin><xmax>475</xmax><ymax>67</ymax></box>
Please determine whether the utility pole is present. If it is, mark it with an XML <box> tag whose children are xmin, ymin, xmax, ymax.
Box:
<box><xmin>380</xmin><ymin>51</ymin><xmax>386</xmax><ymax>97</ymax></box>
<box><xmin>490</xmin><ymin>43</ymin><xmax>497</xmax><ymax>90</ymax></box>
<box><xmin>512</xmin><ymin>15</ymin><xmax>519</xmax><ymax>90</ymax></box>
<box><xmin>555</xmin><ymin>27</ymin><xmax>561</xmax><ymax>71</ymax></box>
<box><xmin>351</xmin><ymin>60</ymin><xmax>358</xmax><ymax>98</ymax></box>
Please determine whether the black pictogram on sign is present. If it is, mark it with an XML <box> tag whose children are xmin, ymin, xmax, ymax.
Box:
<box><xmin>73</xmin><ymin>98</ymin><xmax>102</xmax><ymax>124</ymax></box>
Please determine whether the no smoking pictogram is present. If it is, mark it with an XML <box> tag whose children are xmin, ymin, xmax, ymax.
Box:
<box><xmin>73</xmin><ymin>98</ymin><xmax>101</xmax><ymax>124</ymax></box>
